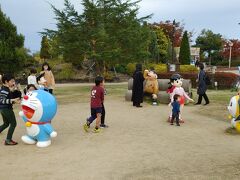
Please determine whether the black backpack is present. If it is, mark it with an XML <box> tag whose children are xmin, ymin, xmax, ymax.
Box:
<box><xmin>204</xmin><ymin>74</ymin><xmax>211</xmax><ymax>86</ymax></box>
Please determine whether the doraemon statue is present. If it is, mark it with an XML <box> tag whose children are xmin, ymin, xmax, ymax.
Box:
<box><xmin>228</xmin><ymin>95</ymin><xmax>240</xmax><ymax>131</ymax></box>
<box><xmin>19</xmin><ymin>90</ymin><xmax>57</xmax><ymax>147</ymax></box>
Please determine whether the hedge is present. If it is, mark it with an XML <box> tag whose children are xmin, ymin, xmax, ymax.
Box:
<box><xmin>157</xmin><ymin>72</ymin><xmax>239</xmax><ymax>89</ymax></box>
<box><xmin>53</xmin><ymin>63</ymin><xmax>75</xmax><ymax>80</ymax></box>
<box><xmin>126</xmin><ymin>63</ymin><xmax>136</xmax><ymax>75</ymax></box>
<box><xmin>126</xmin><ymin>63</ymin><xmax>198</xmax><ymax>75</ymax></box>
<box><xmin>180</xmin><ymin>65</ymin><xmax>198</xmax><ymax>73</ymax></box>
<box><xmin>216</xmin><ymin>59</ymin><xmax>240</xmax><ymax>67</ymax></box>
<box><xmin>213</xmin><ymin>72</ymin><xmax>239</xmax><ymax>88</ymax></box>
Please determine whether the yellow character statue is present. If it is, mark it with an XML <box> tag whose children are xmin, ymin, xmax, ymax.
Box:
<box><xmin>228</xmin><ymin>94</ymin><xmax>240</xmax><ymax>132</ymax></box>
<box><xmin>143</xmin><ymin>68</ymin><xmax>159</xmax><ymax>105</ymax></box>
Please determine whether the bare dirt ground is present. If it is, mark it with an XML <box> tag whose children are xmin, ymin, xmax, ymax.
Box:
<box><xmin>1</xmin><ymin>92</ymin><xmax>240</xmax><ymax>180</ymax></box>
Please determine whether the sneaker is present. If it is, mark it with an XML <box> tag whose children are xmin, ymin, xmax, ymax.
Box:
<box><xmin>83</xmin><ymin>123</ymin><xmax>90</xmax><ymax>132</ymax></box>
<box><xmin>100</xmin><ymin>124</ymin><xmax>109</xmax><ymax>128</ymax></box>
<box><xmin>170</xmin><ymin>123</ymin><xmax>174</xmax><ymax>125</ymax></box>
<box><xmin>93</xmin><ymin>128</ymin><xmax>100</xmax><ymax>133</ymax></box>
<box><xmin>4</xmin><ymin>140</ymin><xmax>18</xmax><ymax>145</ymax></box>
<box><xmin>176</xmin><ymin>124</ymin><xmax>180</xmax><ymax>126</ymax></box>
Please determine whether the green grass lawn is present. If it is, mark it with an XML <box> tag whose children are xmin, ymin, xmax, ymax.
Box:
<box><xmin>54</xmin><ymin>84</ymin><xmax>127</xmax><ymax>104</ymax></box>
<box><xmin>22</xmin><ymin>83</ymin><xmax>238</xmax><ymax>134</ymax></box>
<box><xmin>53</xmin><ymin>84</ymin><xmax>237</xmax><ymax>122</ymax></box>
<box><xmin>32</xmin><ymin>83</ymin><xmax>235</xmax><ymax>124</ymax></box>
<box><xmin>192</xmin><ymin>89</ymin><xmax>237</xmax><ymax>122</ymax></box>
<box><xmin>18</xmin><ymin>83</ymin><xmax>239</xmax><ymax>136</ymax></box>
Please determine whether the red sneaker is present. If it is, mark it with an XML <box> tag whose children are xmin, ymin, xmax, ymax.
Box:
<box><xmin>4</xmin><ymin>140</ymin><xmax>18</xmax><ymax>145</ymax></box>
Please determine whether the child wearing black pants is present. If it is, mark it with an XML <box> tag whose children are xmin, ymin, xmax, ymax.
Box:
<box><xmin>170</xmin><ymin>94</ymin><xmax>181</xmax><ymax>126</ymax></box>
<box><xmin>84</xmin><ymin>76</ymin><xmax>105</xmax><ymax>133</ymax></box>
<box><xmin>100</xmin><ymin>88</ymin><xmax>108</xmax><ymax>128</ymax></box>
<box><xmin>0</xmin><ymin>74</ymin><xmax>21</xmax><ymax>145</ymax></box>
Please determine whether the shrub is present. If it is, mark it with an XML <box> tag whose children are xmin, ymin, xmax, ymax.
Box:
<box><xmin>157</xmin><ymin>72</ymin><xmax>239</xmax><ymax>89</ymax></box>
<box><xmin>216</xmin><ymin>59</ymin><xmax>240</xmax><ymax>67</ymax></box>
<box><xmin>53</xmin><ymin>63</ymin><xmax>75</xmax><ymax>80</ymax></box>
<box><xmin>103</xmin><ymin>71</ymin><xmax>114</xmax><ymax>82</ymax></box>
<box><xmin>180</xmin><ymin>65</ymin><xmax>198</xmax><ymax>73</ymax></box>
<box><xmin>115</xmin><ymin>64</ymin><xmax>127</xmax><ymax>74</ymax></box>
<box><xmin>126</xmin><ymin>63</ymin><xmax>136</xmax><ymax>75</ymax></box>
<box><xmin>145</xmin><ymin>63</ymin><xmax>157</xmax><ymax>69</ymax></box>
<box><xmin>213</xmin><ymin>72</ymin><xmax>239</xmax><ymax>88</ymax></box>
<box><xmin>154</xmin><ymin>64</ymin><xmax>167</xmax><ymax>73</ymax></box>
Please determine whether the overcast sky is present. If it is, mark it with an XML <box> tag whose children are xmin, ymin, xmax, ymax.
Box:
<box><xmin>0</xmin><ymin>0</ymin><xmax>239</xmax><ymax>52</ymax></box>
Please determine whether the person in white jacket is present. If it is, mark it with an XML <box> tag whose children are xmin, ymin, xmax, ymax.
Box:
<box><xmin>27</xmin><ymin>68</ymin><xmax>37</xmax><ymax>86</ymax></box>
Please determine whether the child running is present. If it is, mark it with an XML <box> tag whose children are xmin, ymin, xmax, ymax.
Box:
<box><xmin>84</xmin><ymin>76</ymin><xmax>105</xmax><ymax>133</ymax></box>
<box><xmin>170</xmin><ymin>94</ymin><xmax>181</xmax><ymax>126</ymax></box>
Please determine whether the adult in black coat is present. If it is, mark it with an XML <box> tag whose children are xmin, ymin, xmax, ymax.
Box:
<box><xmin>195</xmin><ymin>63</ymin><xmax>210</xmax><ymax>105</ymax></box>
<box><xmin>132</xmin><ymin>64</ymin><xmax>144</xmax><ymax>107</ymax></box>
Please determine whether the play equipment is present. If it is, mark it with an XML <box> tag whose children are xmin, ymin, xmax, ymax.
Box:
<box><xmin>19</xmin><ymin>90</ymin><xmax>58</xmax><ymax>147</ymax></box>
<box><xmin>228</xmin><ymin>94</ymin><xmax>240</xmax><ymax>131</ymax></box>
<box><xmin>125</xmin><ymin>77</ymin><xmax>192</xmax><ymax>104</ymax></box>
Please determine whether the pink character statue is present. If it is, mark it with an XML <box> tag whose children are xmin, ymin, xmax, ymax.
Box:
<box><xmin>168</xmin><ymin>74</ymin><xmax>194</xmax><ymax>122</ymax></box>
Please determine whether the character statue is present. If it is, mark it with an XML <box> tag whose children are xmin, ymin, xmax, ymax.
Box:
<box><xmin>144</xmin><ymin>69</ymin><xmax>159</xmax><ymax>105</ymax></box>
<box><xmin>168</xmin><ymin>74</ymin><xmax>194</xmax><ymax>122</ymax></box>
<box><xmin>19</xmin><ymin>90</ymin><xmax>57</xmax><ymax>147</ymax></box>
<box><xmin>228</xmin><ymin>94</ymin><xmax>240</xmax><ymax>131</ymax></box>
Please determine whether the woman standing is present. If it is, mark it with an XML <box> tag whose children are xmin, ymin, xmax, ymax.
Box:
<box><xmin>195</xmin><ymin>63</ymin><xmax>210</xmax><ymax>105</ymax></box>
<box><xmin>41</xmin><ymin>62</ymin><xmax>55</xmax><ymax>94</ymax></box>
<box><xmin>131</xmin><ymin>64</ymin><xmax>144</xmax><ymax>108</ymax></box>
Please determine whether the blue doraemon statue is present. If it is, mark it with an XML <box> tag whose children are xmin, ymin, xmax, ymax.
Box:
<box><xmin>19</xmin><ymin>90</ymin><xmax>57</xmax><ymax>147</ymax></box>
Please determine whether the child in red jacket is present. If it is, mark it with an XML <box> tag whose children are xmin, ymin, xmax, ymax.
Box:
<box><xmin>84</xmin><ymin>76</ymin><xmax>104</xmax><ymax>133</ymax></box>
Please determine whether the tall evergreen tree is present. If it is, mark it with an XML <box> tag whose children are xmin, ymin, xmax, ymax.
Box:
<box><xmin>0</xmin><ymin>7</ymin><xmax>25</xmax><ymax>73</ymax></box>
<box><xmin>43</xmin><ymin>0</ymin><xmax>152</xmax><ymax>73</ymax></box>
<box><xmin>40</xmin><ymin>36</ymin><xmax>51</xmax><ymax>61</ymax></box>
<box><xmin>179</xmin><ymin>31</ymin><xmax>191</xmax><ymax>65</ymax></box>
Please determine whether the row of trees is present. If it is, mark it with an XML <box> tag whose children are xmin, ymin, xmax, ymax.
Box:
<box><xmin>42</xmin><ymin>0</ymin><xmax>240</xmax><ymax>71</ymax></box>
<box><xmin>1</xmin><ymin>0</ymin><xmax>239</xmax><ymax>75</ymax></box>
<box><xmin>41</xmin><ymin>0</ymin><xmax>198</xmax><ymax>73</ymax></box>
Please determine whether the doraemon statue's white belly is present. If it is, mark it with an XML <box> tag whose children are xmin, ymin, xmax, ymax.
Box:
<box><xmin>26</xmin><ymin>125</ymin><xmax>40</xmax><ymax>137</ymax></box>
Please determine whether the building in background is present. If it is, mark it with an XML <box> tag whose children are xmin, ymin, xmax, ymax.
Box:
<box><xmin>175</xmin><ymin>47</ymin><xmax>200</xmax><ymax>65</ymax></box>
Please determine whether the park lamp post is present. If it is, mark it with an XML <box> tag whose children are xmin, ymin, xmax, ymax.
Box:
<box><xmin>171</xmin><ymin>19</ymin><xmax>176</xmax><ymax>64</ymax></box>
<box><xmin>168</xmin><ymin>19</ymin><xmax>180</xmax><ymax>72</ymax></box>
<box><xmin>228</xmin><ymin>41</ymin><xmax>233</xmax><ymax>68</ymax></box>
